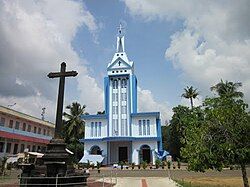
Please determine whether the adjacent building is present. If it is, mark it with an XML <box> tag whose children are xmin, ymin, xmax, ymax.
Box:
<box><xmin>81</xmin><ymin>27</ymin><xmax>162</xmax><ymax>165</ymax></box>
<box><xmin>0</xmin><ymin>105</ymin><xmax>54</xmax><ymax>158</ymax></box>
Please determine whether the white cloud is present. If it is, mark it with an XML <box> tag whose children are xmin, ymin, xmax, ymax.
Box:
<box><xmin>138</xmin><ymin>87</ymin><xmax>172</xmax><ymax>124</ymax></box>
<box><xmin>124</xmin><ymin>0</ymin><xmax>250</xmax><ymax>105</ymax></box>
<box><xmin>0</xmin><ymin>0</ymin><xmax>103</xmax><ymax>121</ymax></box>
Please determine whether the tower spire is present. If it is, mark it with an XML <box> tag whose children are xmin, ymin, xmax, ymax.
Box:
<box><xmin>117</xmin><ymin>23</ymin><xmax>125</xmax><ymax>52</ymax></box>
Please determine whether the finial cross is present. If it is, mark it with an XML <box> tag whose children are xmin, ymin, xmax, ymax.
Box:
<box><xmin>118</xmin><ymin>22</ymin><xmax>125</xmax><ymax>35</ymax></box>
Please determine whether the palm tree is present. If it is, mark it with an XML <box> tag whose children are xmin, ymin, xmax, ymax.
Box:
<box><xmin>63</xmin><ymin>102</ymin><xmax>86</xmax><ymax>142</ymax></box>
<box><xmin>182</xmin><ymin>86</ymin><xmax>199</xmax><ymax>109</ymax></box>
<box><xmin>63</xmin><ymin>102</ymin><xmax>87</xmax><ymax>162</ymax></box>
<box><xmin>211</xmin><ymin>80</ymin><xmax>243</xmax><ymax>98</ymax></box>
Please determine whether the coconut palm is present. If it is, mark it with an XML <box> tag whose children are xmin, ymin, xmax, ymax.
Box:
<box><xmin>211</xmin><ymin>80</ymin><xmax>243</xmax><ymax>98</ymax></box>
<box><xmin>63</xmin><ymin>102</ymin><xmax>86</xmax><ymax>142</ymax></box>
<box><xmin>182</xmin><ymin>86</ymin><xmax>199</xmax><ymax>109</ymax></box>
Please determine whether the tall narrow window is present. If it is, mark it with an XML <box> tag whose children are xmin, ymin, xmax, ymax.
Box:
<box><xmin>143</xmin><ymin>120</ymin><xmax>146</xmax><ymax>135</ymax></box>
<box><xmin>27</xmin><ymin>125</ymin><xmax>31</xmax><ymax>132</ymax></box>
<box><xmin>113</xmin><ymin>119</ymin><xmax>118</xmax><ymax>136</ymax></box>
<box><xmin>121</xmin><ymin>79</ymin><xmax>127</xmax><ymax>88</ymax></box>
<box><xmin>22</xmin><ymin>123</ymin><xmax>26</xmax><ymax>131</ymax></box>
<box><xmin>95</xmin><ymin>122</ymin><xmax>98</xmax><ymax>137</ymax></box>
<box><xmin>9</xmin><ymin>120</ymin><xmax>13</xmax><ymax>128</ymax></box>
<box><xmin>34</xmin><ymin>126</ymin><xmax>37</xmax><ymax>133</ymax></box>
<box><xmin>122</xmin><ymin>93</ymin><xmax>127</xmax><ymax>101</ymax></box>
<box><xmin>113</xmin><ymin>80</ymin><xmax>118</xmax><ymax>89</ymax></box>
<box><xmin>121</xmin><ymin>120</ymin><xmax>124</xmax><ymax>136</ymax></box>
<box><xmin>91</xmin><ymin>122</ymin><xmax>94</xmax><ymax>137</ymax></box>
<box><xmin>124</xmin><ymin>119</ymin><xmax>127</xmax><ymax>136</ymax></box>
<box><xmin>139</xmin><ymin>120</ymin><xmax>142</xmax><ymax>135</ymax></box>
<box><xmin>15</xmin><ymin>121</ymin><xmax>20</xmax><ymax>130</ymax></box>
<box><xmin>122</xmin><ymin>106</ymin><xmax>127</xmax><ymax>114</ymax></box>
<box><xmin>0</xmin><ymin>117</ymin><xmax>5</xmax><ymax>126</ymax></box>
<box><xmin>98</xmin><ymin>122</ymin><xmax>101</xmax><ymax>136</ymax></box>
<box><xmin>147</xmin><ymin>120</ymin><xmax>150</xmax><ymax>135</ymax></box>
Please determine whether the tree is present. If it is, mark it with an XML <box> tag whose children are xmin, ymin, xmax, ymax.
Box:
<box><xmin>211</xmin><ymin>79</ymin><xmax>243</xmax><ymax>98</ymax></box>
<box><xmin>161</xmin><ymin>125</ymin><xmax>170</xmax><ymax>151</ymax></box>
<box><xmin>181</xmin><ymin>81</ymin><xmax>249</xmax><ymax>187</ymax></box>
<box><xmin>169</xmin><ymin>105</ymin><xmax>192</xmax><ymax>160</ymax></box>
<box><xmin>182</xmin><ymin>86</ymin><xmax>199</xmax><ymax>109</ymax></box>
<box><xmin>63</xmin><ymin>102</ymin><xmax>87</xmax><ymax>162</ymax></box>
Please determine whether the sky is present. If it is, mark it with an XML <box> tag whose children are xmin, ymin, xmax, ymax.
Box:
<box><xmin>0</xmin><ymin>0</ymin><xmax>250</xmax><ymax>124</ymax></box>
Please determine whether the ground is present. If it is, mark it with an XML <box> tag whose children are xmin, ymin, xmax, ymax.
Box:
<box><xmin>1</xmin><ymin>167</ymin><xmax>249</xmax><ymax>186</ymax></box>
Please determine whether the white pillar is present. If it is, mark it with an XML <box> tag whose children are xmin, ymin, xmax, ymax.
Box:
<box><xmin>152</xmin><ymin>149</ymin><xmax>156</xmax><ymax>165</ymax></box>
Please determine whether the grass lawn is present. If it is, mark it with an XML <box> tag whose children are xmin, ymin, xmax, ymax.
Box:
<box><xmin>176</xmin><ymin>177</ymin><xmax>250</xmax><ymax>187</ymax></box>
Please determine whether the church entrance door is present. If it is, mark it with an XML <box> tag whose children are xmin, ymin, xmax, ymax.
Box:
<box><xmin>118</xmin><ymin>147</ymin><xmax>128</xmax><ymax>163</ymax></box>
<box><xmin>140</xmin><ymin>145</ymin><xmax>151</xmax><ymax>163</ymax></box>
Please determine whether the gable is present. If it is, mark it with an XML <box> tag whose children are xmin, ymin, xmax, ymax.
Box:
<box><xmin>107</xmin><ymin>58</ymin><xmax>132</xmax><ymax>70</ymax></box>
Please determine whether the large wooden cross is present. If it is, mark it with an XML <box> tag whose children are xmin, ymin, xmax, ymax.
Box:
<box><xmin>48</xmin><ymin>62</ymin><xmax>77</xmax><ymax>139</ymax></box>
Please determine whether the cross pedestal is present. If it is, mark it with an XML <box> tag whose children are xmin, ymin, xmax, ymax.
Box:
<box><xmin>43</xmin><ymin>62</ymin><xmax>77</xmax><ymax>177</ymax></box>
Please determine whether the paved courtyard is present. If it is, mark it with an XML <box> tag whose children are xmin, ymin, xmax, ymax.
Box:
<box><xmin>114</xmin><ymin>177</ymin><xmax>178</xmax><ymax>187</ymax></box>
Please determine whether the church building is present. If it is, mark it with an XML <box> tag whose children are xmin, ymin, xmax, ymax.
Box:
<box><xmin>81</xmin><ymin>26</ymin><xmax>162</xmax><ymax>165</ymax></box>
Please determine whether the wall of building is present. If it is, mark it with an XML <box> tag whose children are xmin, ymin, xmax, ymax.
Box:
<box><xmin>132</xmin><ymin>140</ymin><xmax>158</xmax><ymax>165</ymax></box>
<box><xmin>83</xmin><ymin>141</ymin><xmax>107</xmax><ymax>164</ymax></box>
<box><xmin>84</xmin><ymin>118</ymin><xmax>107</xmax><ymax>139</ymax></box>
<box><xmin>109</xmin><ymin>141</ymin><xmax>132</xmax><ymax>164</ymax></box>
<box><xmin>131</xmin><ymin>116</ymin><xmax>158</xmax><ymax>138</ymax></box>
<box><xmin>0</xmin><ymin>106</ymin><xmax>54</xmax><ymax>157</ymax></box>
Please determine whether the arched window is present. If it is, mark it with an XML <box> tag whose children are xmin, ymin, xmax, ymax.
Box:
<box><xmin>112</xmin><ymin>80</ymin><xmax>118</xmax><ymax>89</ymax></box>
<box><xmin>90</xmin><ymin>145</ymin><xmax>102</xmax><ymax>155</ymax></box>
<box><xmin>121</xmin><ymin>79</ymin><xmax>127</xmax><ymax>88</ymax></box>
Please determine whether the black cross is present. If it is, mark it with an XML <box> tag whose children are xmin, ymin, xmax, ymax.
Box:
<box><xmin>48</xmin><ymin>62</ymin><xmax>78</xmax><ymax>139</ymax></box>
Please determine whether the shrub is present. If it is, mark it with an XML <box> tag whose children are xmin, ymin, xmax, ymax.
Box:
<box><xmin>155</xmin><ymin>159</ymin><xmax>161</xmax><ymax>169</ymax></box>
<box><xmin>167</xmin><ymin>161</ymin><xmax>171</xmax><ymax>169</ymax></box>
<box><xmin>131</xmin><ymin>162</ymin><xmax>135</xmax><ymax>169</ymax></box>
<box><xmin>142</xmin><ymin>161</ymin><xmax>147</xmax><ymax>170</ymax></box>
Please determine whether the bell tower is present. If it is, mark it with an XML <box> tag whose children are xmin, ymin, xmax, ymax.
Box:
<box><xmin>104</xmin><ymin>24</ymin><xmax>137</xmax><ymax>137</ymax></box>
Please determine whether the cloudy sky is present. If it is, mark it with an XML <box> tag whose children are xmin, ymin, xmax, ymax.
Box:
<box><xmin>0</xmin><ymin>0</ymin><xmax>249</xmax><ymax>124</ymax></box>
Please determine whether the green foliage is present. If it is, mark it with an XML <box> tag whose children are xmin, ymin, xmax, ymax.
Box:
<box><xmin>182</xmin><ymin>86</ymin><xmax>199</xmax><ymax>109</ymax></box>
<box><xmin>142</xmin><ymin>161</ymin><xmax>147</xmax><ymax>169</ymax></box>
<box><xmin>167</xmin><ymin>161</ymin><xmax>171</xmax><ymax>169</ymax></box>
<box><xmin>86</xmin><ymin>160</ymin><xmax>91</xmax><ymax>169</ymax></box>
<box><xmin>169</xmin><ymin>105</ymin><xmax>203</xmax><ymax>160</ymax></box>
<box><xmin>96</xmin><ymin>161</ymin><xmax>101</xmax><ymax>169</ymax></box>
<box><xmin>155</xmin><ymin>159</ymin><xmax>161</xmax><ymax>169</ymax></box>
<box><xmin>131</xmin><ymin>162</ymin><xmax>135</xmax><ymax>169</ymax></box>
<box><xmin>0</xmin><ymin>157</ymin><xmax>7</xmax><ymax>176</ymax></box>
<box><xmin>211</xmin><ymin>80</ymin><xmax>243</xmax><ymax>98</ymax></box>
<box><xmin>66</xmin><ymin>142</ymin><xmax>84</xmax><ymax>162</ymax></box>
<box><xmin>161</xmin><ymin>125</ymin><xmax>170</xmax><ymax>151</ymax></box>
<box><xmin>180</xmin><ymin>80</ymin><xmax>249</xmax><ymax>187</ymax></box>
<box><xmin>63</xmin><ymin>102</ymin><xmax>87</xmax><ymax>162</ymax></box>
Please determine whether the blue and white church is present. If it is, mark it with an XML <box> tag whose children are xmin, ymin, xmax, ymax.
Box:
<box><xmin>81</xmin><ymin>26</ymin><xmax>162</xmax><ymax>165</ymax></box>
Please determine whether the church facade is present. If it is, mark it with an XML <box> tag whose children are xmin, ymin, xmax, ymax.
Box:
<box><xmin>81</xmin><ymin>28</ymin><xmax>162</xmax><ymax>165</ymax></box>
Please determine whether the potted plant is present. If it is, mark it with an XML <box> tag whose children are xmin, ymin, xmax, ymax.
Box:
<box><xmin>91</xmin><ymin>163</ymin><xmax>95</xmax><ymax>170</ymax></box>
<box><xmin>137</xmin><ymin>164</ymin><xmax>141</xmax><ymax>169</ymax></box>
<box><xmin>86</xmin><ymin>160</ymin><xmax>91</xmax><ymax>170</ymax></box>
<box><xmin>155</xmin><ymin>159</ymin><xmax>161</xmax><ymax>169</ymax></box>
<box><xmin>142</xmin><ymin>161</ymin><xmax>147</xmax><ymax>170</ymax></box>
<box><xmin>173</xmin><ymin>163</ymin><xmax>176</xmax><ymax>169</ymax></box>
<box><xmin>131</xmin><ymin>162</ymin><xmax>135</xmax><ymax>170</ymax></box>
<box><xmin>149</xmin><ymin>163</ymin><xmax>153</xmax><ymax>169</ymax></box>
<box><xmin>161</xmin><ymin>161</ymin><xmax>166</xmax><ymax>169</ymax></box>
<box><xmin>177</xmin><ymin>159</ymin><xmax>181</xmax><ymax>169</ymax></box>
<box><xmin>167</xmin><ymin>161</ymin><xmax>171</xmax><ymax>169</ymax></box>
<box><xmin>97</xmin><ymin>161</ymin><xmax>101</xmax><ymax>173</ymax></box>
<box><xmin>120</xmin><ymin>161</ymin><xmax>124</xmax><ymax>170</ymax></box>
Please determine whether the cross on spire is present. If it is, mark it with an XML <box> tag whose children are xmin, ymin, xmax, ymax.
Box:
<box><xmin>118</xmin><ymin>22</ymin><xmax>125</xmax><ymax>36</ymax></box>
